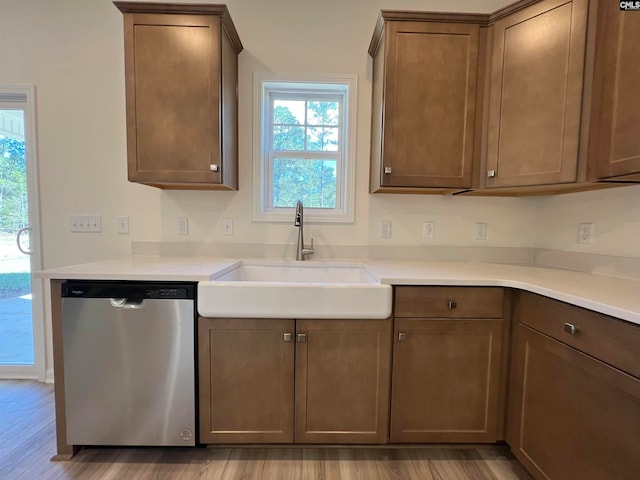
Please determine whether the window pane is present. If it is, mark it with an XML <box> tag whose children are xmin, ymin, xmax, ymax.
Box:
<box><xmin>306</xmin><ymin>127</ymin><xmax>338</xmax><ymax>152</ymax></box>
<box><xmin>273</xmin><ymin>158</ymin><xmax>337</xmax><ymax>208</ymax></box>
<box><xmin>273</xmin><ymin>100</ymin><xmax>305</xmax><ymax>125</ymax></box>
<box><xmin>307</xmin><ymin>101</ymin><xmax>339</xmax><ymax>126</ymax></box>
<box><xmin>273</xmin><ymin>125</ymin><xmax>304</xmax><ymax>150</ymax></box>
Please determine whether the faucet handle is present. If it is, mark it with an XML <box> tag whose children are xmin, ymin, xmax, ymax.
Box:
<box><xmin>302</xmin><ymin>238</ymin><xmax>315</xmax><ymax>257</ymax></box>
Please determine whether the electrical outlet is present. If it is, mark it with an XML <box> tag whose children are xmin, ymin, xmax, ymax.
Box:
<box><xmin>116</xmin><ymin>216</ymin><xmax>129</xmax><ymax>234</ymax></box>
<box><xmin>70</xmin><ymin>215</ymin><xmax>102</xmax><ymax>233</ymax></box>
<box><xmin>177</xmin><ymin>216</ymin><xmax>189</xmax><ymax>235</ymax></box>
<box><xmin>422</xmin><ymin>221</ymin><xmax>435</xmax><ymax>240</ymax></box>
<box><xmin>380</xmin><ymin>220</ymin><xmax>392</xmax><ymax>239</ymax></box>
<box><xmin>475</xmin><ymin>222</ymin><xmax>487</xmax><ymax>241</ymax></box>
<box><xmin>222</xmin><ymin>217</ymin><xmax>233</xmax><ymax>235</ymax></box>
<box><xmin>578</xmin><ymin>223</ymin><xmax>594</xmax><ymax>244</ymax></box>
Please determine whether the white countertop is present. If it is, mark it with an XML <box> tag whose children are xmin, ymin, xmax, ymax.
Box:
<box><xmin>38</xmin><ymin>256</ymin><xmax>640</xmax><ymax>326</ymax></box>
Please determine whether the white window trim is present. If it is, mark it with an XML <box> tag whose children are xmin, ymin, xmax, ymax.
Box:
<box><xmin>252</xmin><ymin>72</ymin><xmax>357</xmax><ymax>223</ymax></box>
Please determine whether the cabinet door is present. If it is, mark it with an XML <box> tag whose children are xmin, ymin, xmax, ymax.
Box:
<box><xmin>485</xmin><ymin>0</ymin><xmax>588</xmax><ymax>188</ymax></box>
<box><xmin>294</xmin><ymin>319</ymin><xmax>392</xmax><ymax>444</ymax></box>
<box><xmin>122</xmin><ymin>13</ymin><xmax>228</xmax><ymax>188</ymax></box>
<box><xmin>390</xmin><ymin>318</ymin><xmax>504</xmax><ymax>443</ymax></box>
<box><xmin>198</xmin><ymin>318</ymin><xmax>295</xmax><ymax>443</ymax></box>
<box><xmin>507</xmin><ymin>325</ymin><xmax>640</xmax><ymax>479</ymax></box>
<box><xmin>377</xmin><ymin>22</ymin><xmax>479</xmax><ymax>189</ymax></box>
<box><xmin>591</xmin><ymin>4</ymin><xmax>640</xmax><ymax>179</ymax></box>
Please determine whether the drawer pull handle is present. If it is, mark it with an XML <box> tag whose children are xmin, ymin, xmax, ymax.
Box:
<box><xmin>398</xmin><ymin>332</ymin><xmax>406</xmax><ymax>342</ymax></box>
<box><xmin>297</xmin><ymin>333</ymin><xmax>306</xmax><ymax>343</ymax></box>
<box><xmin>283</xmin><ymin>333</ymin><xmax>292</xmax><ymax>342</ymax></box>
<box><xmin>564</xmin><ymin>323</ymin><xmax>578</xmax><ymax>335</ymax></box>
<box><xmin>448</xmin><ymin>300</ymin><xmax>457</xmax><ymax>310</ymax></box>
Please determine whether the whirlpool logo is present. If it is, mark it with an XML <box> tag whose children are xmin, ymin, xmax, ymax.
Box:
<box><xmin>620</xmin><ymin>1</ymin><xmax>640</xmax><ymax>10</ymax></box>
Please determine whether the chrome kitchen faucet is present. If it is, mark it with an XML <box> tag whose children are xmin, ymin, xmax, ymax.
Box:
<box><xmin>294</xmin><ymin>200</ymin><xmax>315</xmax><ymax>261</ymax></box>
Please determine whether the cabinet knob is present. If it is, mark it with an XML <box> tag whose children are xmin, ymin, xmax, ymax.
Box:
<box><xmin>487</xmin><ymin>169</ymin><xmax>496</xmax><ymax>178</ymax></box>
<box><xmin>297</xmin><ymin>333</ymin><xmax>307</xmax><ymax>343</ymax></box>
<box><xmin>283</xmin><ymin>332</ymin><xmax>292</xmax><ymax>342</ymax></box>
<box><xmin>448</xmin><ymin>300</ymin><xmax>457</xmax><ymax>310</ymax></box>
<box><xmin>384</xmin><ymin>166</ymin><xmax>392</xmax><ymax>174</ymax></box>
<box><xmin>564</xmin><ymin>323</ymin><xmax>578</xmax><ymax>335</ymax></box>
<box><xmin>210</xmin><ymin>164</ymin><xmax>219</xmax><ymax>172</ymax></box>
<box><xmin>398</xmin><ymin>332</ymin><xmax>406</xmax><ymax>341</ymax></box>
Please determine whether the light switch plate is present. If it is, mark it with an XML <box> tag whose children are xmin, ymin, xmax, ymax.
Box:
<box><xmin>70</xmin><ymin>215</ymin><xmax>102</xmax><ymax>233</ymax></box>
<box><xmin>117</xmin><ymin>216</ymin><xmax>129</xmax><ymax>234</ymax></box>
<box><xmin>222</xmin><ymin>217</ymin><xmax>233</xmax><ymax>235</ymax></box>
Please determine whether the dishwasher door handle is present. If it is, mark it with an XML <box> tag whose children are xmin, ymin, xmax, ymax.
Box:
<box><xmin>110</xmin><ymin>298</ymin><xmax>145</xmax><ymax>309</ymax></box>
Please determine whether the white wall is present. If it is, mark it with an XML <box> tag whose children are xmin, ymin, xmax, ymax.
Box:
<box><xmin>535</xmin><ymin>185</ymin><xmax>640</xmax><ymax>258</ymax></box>
<box><xmin>1</xmin><ymin>0</ymin><xmax>637</xmax><ymax>272</ymax></box>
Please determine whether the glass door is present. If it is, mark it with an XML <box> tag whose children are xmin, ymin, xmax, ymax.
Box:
<box><xmin>0</xmin><ymin>87</ymin><xmax>43</xmax><ymax>380</ymax></box>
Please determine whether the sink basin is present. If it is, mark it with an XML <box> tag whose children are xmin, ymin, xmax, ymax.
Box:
<box><xmin>213</xmin><ymin>263</ymin><xmax>378</xmax><ymax>284</ymax></box>
<box><xmin>198</xmin><ymin>261</ymin><xmax>392</xmax><ymax>319</ymax></box>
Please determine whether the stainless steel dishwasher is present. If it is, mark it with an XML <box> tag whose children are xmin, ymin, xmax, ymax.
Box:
<box><xmin>61</xmin><ymin>281</ymin><xmax>196</xmax><ymax>446</ymax></box>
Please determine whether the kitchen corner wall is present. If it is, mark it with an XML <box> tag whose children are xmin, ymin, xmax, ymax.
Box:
<box><xmin>534</xmin><ymin>185</ymin><xmax>640</xmax><ymax>259</ymax></box>
<box><xmin>1</xmin><ymin>0</ymin><xmax>638</xmax><ymax>272</ymax></box>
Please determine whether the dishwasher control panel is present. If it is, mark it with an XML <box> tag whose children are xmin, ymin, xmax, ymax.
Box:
<box><xmin>62</xmin><ymin>281</ymin><xmax>195</xmax><ymax>299</ymax></box>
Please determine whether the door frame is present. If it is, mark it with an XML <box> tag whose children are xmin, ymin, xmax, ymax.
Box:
<box><xmin>0</xmin><ymin>85</ymin><xmax>45</xmax><ymax>381</ymax></box>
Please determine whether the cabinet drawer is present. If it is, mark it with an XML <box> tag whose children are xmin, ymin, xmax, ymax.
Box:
<box><xmin>394</xmin><ymin>287</ymin><xmax>503</xmax><ymax>318</ymax></box>
<box><xmin>515</xmin><ymin>292</ymin><xmax>640</xmax><ymax>379</ymax></box>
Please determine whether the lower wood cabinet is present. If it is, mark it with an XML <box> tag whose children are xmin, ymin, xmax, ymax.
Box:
<box><xmin>390</xmin><ymin>318</ymin><xmax>505</xmax><ymax>443</ymax></box>
<box><xmin>198</xmin><ymin>318</ymin><xmax>295</xmax><ymax>443</ymax></box>
<box><xmin>507</xmin><ymin>293</ymin><xmax>640</xmax><ymax>479</ymax></box>
<box><xmin>198</xmin><ymin>317</ymin><xmax>392</xmax><ymax>444</ymax></box>
<box><xmin>390</xmin><ymin>286</ymin><xmax>508</xmax><ymax>443</ymax></box>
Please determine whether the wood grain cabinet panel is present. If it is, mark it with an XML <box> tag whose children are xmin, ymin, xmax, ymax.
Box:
<box><xmin>390</xmin><ymin>286</ymin><xmax>508</xmax><ymax>443</ymax></box>
<box><xmin>198</xmin><ymin>318</ymin><xmax>295</xmax><ymax>444</ymax></box>
<box><xmin>508</xmin><ymin>325</ymin><xmax>640</xmax><ymax>480</ymax></box>
<box><xmin>198</xmin><ymin>317</ymin><xmax>392</xmax><ymax>445</ymax></box>
<box><xmin>395</xmin><ymin>286</ymin><xmax>504</xmax><ymax>319</ymax></box>
<box><xmin>369</xmin><ymin>15</ymin><xmax>482</xmax><ymax>192</ymax></box>
<box><xmin>590</xmin><ymin>3</ymin><xmax>640</xmax><ymax>180</ymax></box>
<box><xmin>508</xmin><ymin>292</ymin><xmax>640</xmax><ymax>479</ymax></box>
<box><xmin>485</xmin><ymin>0</ymin><xmax>588</xmax><ymax>188</ymax></box>
<box><xmin>115</xmin><ymin>3</ymin><xmax>242</xmax><ymax>189</ymax></box>
<box><xmin>390</xmin><ymin>318</ymin><xmax>504</xmax><ymax>443</ymax></box>
<box><xmin>295</xmin><ymin>319</ymin><xmax>392</xmax><ymax>444</ymax></box>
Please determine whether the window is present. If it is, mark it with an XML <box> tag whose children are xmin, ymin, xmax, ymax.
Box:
<box><xmin>253</xmin><ymin>73</ymin><xmax>356</xmax><ymax>222</ymax></box>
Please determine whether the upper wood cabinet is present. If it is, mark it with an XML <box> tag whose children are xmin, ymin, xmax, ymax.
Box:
<box><xmin>481</xmin><ymin>0</ymin><xmax>640</xmax><ymax>191</ymax></box>
<box><xmin>369</xmin><ymin>13</ymin><xmax>484</xmax><ymax>193</ymax></box>
<box><xmin>484</xmin><ymin>0</ymin><xmax>588</xmax><ymax>189</ymax></box>
<box><xmin>588</xmin><ymin>2</ymin><xmax>640</xmax><ymax>181</ymax></box>
<box><xmin>370</xmin><ymin>1</ymin><xmax>640</xmax><ymax>196</ymax></box>
<box><xmin>114</xmin><ymin>2</ymin><xmax>242</xmax><ymax>190</ymax></box>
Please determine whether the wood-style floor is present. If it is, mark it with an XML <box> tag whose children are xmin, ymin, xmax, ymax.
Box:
<box><xmin>0</xmin><ymin>380</ymin><xmax>533</xmax><ymax>480</ymax></box>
